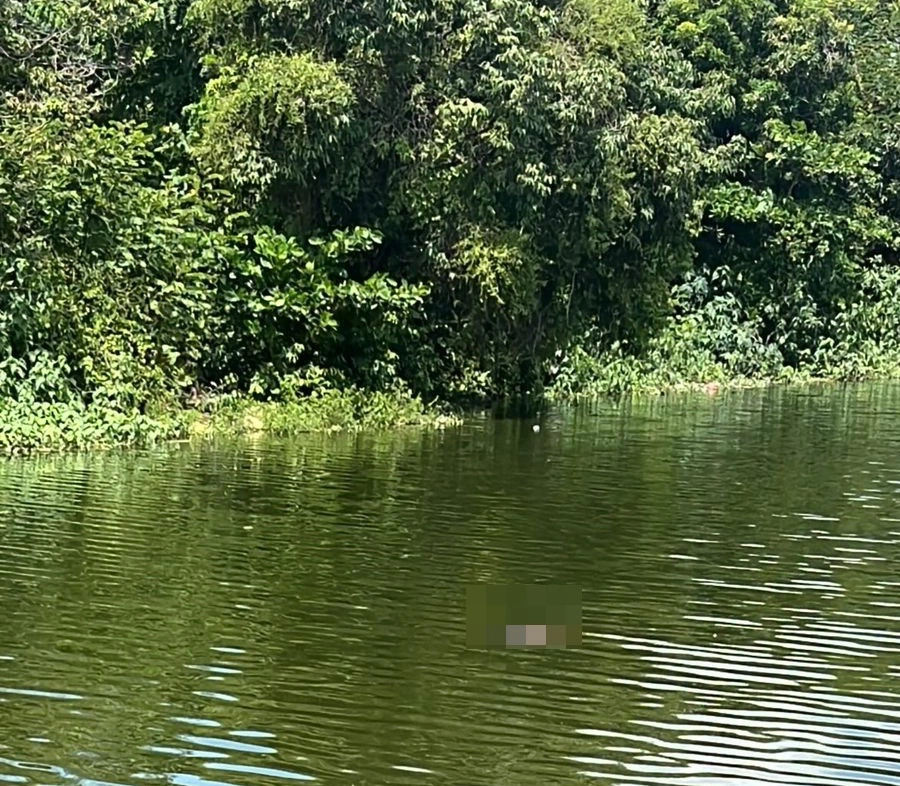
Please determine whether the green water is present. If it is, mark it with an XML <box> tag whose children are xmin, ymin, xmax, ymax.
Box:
<box><xmin>4</xmin><ymin>384</ymin><xmax>900</xmax><ymax>786</ymax></box>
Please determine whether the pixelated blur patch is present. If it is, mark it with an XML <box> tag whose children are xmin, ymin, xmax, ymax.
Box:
<box><xmin>466</xmin><ymin>584</ymin><xmax>581</xmax><ymax>648</ymax></box>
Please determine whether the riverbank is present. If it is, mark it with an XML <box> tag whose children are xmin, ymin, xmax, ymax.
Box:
<box><xmin>4</xmin><ymin>366</ymin><xmax>896</xmax><ymax>455</ymax></box>
<box><xmin>7</xmin><ymin>0</ymin><xmax>900</xmax><ymax>459</ymax></box>
<box><xmin>544</xmin><ymin>333</ymin><xmax>900</xmax><ymax>402</ymax></box>
<box><xmin>0</xmin><ymin>388</ymin><xmax>462</xmax><ymax>456</ymax></box>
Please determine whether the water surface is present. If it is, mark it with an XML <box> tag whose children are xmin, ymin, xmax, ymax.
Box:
<box><xmin>3</xmin><ymin>383</ymin><xmax>900</xmax><ymax>785</ymax></box>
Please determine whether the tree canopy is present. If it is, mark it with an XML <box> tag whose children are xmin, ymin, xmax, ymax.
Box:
<box><xmin>2</xmin><ymin>0</ymin><xmax>900</xmax><ymax>417</ymax></box>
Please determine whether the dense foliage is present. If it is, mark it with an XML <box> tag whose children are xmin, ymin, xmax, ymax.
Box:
<box><xmin>2</xmin><ymin>0</ymin><xmax>900</xmax><ymax>444</ymax></box>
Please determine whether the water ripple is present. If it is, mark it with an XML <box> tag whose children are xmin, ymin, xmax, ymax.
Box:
<box><xmin>2</xmin><ymin>386</ymin><xmax>900</xmax><ymax>784</ymax></box>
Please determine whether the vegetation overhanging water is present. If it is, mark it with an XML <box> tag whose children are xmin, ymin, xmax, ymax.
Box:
<box><xmin>3</xmin><ymin>0</ymin><xmax>900</xmax><ymax>450</ymax></box>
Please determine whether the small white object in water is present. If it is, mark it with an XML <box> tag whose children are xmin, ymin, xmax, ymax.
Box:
<box><xmin>532</xmin><ymin>424</ymin><xmax>540</xmax><ymax>433</ymax></box>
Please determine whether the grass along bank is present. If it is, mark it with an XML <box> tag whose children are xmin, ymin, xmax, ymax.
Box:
<box><xmin>546</xmin><ymin>295</ymin><xmax>900</xmax><ymax>402</ymax></box>
<box><xmin>187</xmin><ymin>388</ymin><xmax>462</xmax><ymax>440</ymax></box>
<box><xmin>4</xmin><ymin>358</ymin><xmax>898</xmax><ymax>455</ymax></box>
<box><xmin>547</xmin><ymin>349</ymin><xmax>900</xmax><ymax>403</ymax></box>
<box><xmin>0</xmin><ymin>388</ymin><xmax>461</xmax><ymax>455</ymax></box>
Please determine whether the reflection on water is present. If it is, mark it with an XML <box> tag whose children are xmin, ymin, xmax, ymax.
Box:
<box><xmin>3</xmin><ymin>384</ymin><xmax>900</xmax><ymax>784</ymax></box>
